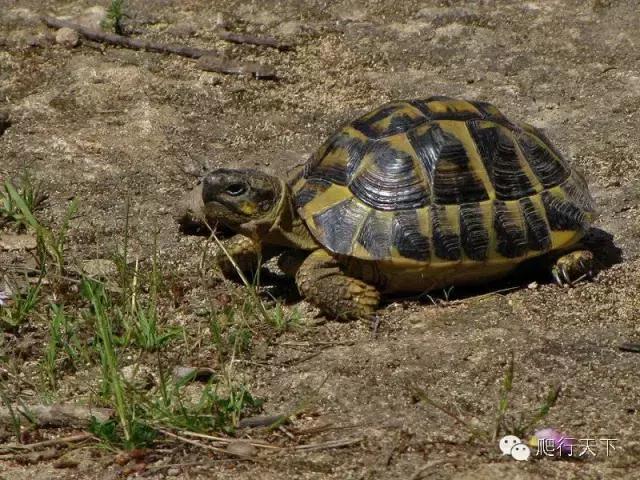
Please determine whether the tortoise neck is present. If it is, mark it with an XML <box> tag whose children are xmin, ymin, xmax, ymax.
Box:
<box><xmin>264</xmin><ymin>180</ymin><xmax>319</xmax><ymax>250</ymax></box>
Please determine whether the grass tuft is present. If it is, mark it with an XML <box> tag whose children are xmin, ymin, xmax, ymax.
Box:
<box><xmin>102</xmin><ymin>0</ymin><xmax>126</xmax><ymax>35</ymax></box>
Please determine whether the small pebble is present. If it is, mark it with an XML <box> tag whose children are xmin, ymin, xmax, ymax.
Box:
<box><xmin>167</xmin><ymin>467</ymin><xmax>180</xmax><ymax>476</ymax></box>
<box><xmin>81</xmin><ymin>259</ymin><xmax>118</xmax><ymax>278</ymax></box>
<box><xmin>226</xmin><ymin>440</ymin><xmax>257</xmax><ymax>458</ymax></box>
<box><xmin>55</xmin><ymin>27</ymin><xmax>80</xmax><ymax>48</ymax></box>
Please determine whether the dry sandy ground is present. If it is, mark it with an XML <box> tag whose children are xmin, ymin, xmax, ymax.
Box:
<box><xmin>1</xmin><ymin>0</ymin><xmax>639</xmax><ymax>479</ymax></box>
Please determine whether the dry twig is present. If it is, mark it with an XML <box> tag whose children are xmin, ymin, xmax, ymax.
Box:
<box><xmin>0</xmin><ymin>433</ymin><xmax>94</xmax><ymax>452</ymax></box>
<box><xmin>217</xmin><ymin>30</ymin><xmax>292</xmax><ymax>51</ymax></box>
<box><xmin>41</xmin><ymin>16</ymin><xmax>276</xmax><ymax>79</ymax></box>
<box><xmin>289</xmin><ymin>436</ymin><xmax>364</xmax><ymax>451</ymax></box>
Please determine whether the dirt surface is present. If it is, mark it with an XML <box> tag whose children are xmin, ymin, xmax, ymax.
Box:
<box><xmin>1</xmin><ymin>0</ymin><xmax>640</xmax><ymax>479</ymax></box>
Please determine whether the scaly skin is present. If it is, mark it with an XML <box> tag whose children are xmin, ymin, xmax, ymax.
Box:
<box><xmin>551</xmin><ymin>249</ymin><xmax>594</xmax><ymax>285</ymax></box>
<box><xmin>215</xmin><ymin>234</ymin><xmax>263</xmax><ymax>279</ymax></box>
<box><xmin>295</xmin><ymin>249</ymin><xmax>380</xmax><ymax>320</ymax></box>
<box><xmin>215</xmin><ymin>234</ymin><xmax>284</xmax><ymax>280</ymax></box>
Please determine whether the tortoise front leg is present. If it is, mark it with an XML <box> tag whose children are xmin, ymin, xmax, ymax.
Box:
<box><xmin>551</xmin><ymin>249</ymin><xmax>594</xmax><ymax>286</ymax></box>
<box><xmin>295</xmin><ymin>249</ymin><xmax>380</xmax><ymax>320</ymax></box>
<box><xmin>215</xmin><ymin>234</ymin><xmax>279</xmax><ymax>281</ymax></box>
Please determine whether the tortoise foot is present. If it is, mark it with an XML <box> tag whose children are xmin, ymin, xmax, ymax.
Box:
<box><xmin>551</xmin><ymin>250</ymin><xmax>594</xmax><ymax>286</ymax></box>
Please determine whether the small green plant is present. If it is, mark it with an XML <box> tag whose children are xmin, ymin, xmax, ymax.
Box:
<box><xmin>0</xmin><ymin>175</ymin><xmax>46</xmax><ymax>231</ymax></box>
<box><xmin>148</xmin><ymin>379</ymin><xmax>263</xmax><ymax>434</ymax></box>
<box><xmin>41</xmin><ymin>304</ymin><xmax>82</xmax><ymax>389</ymax></box>
<box><xmin>0</xmin><ymin>282</ymin><xmax>42</xmax><ymax>331</ymax></box>
<box><xmin>268</xmin><ymin>303</ymin><xmax>301</xmax><ymax>332</ymax></box>
<box><xmin>209</xmin><ymin>305</ymin><xmax>253</xmax><ymax>361</ymax></box>
<box><xmin>102</xmin><ymin>0</ymin><xmax>126</xmax><ymax>35</ymax></box>
<box><xmin>132</xmin><ymin>306</ymin><xmax>182</xmax><ymax>352</ymax></box>
<box><xmin>413</xmin><ymin>353</ymin><xmax>561</xmax><ymax>442</ymax></box>
<box><xmin>80</xmin><ymin>271</ymin><xmax>263</xmax><ymax>449</ymax></box>
<box><xmin>3</xmin><ymin>180</ymin><xmax>76</xmax><ymax>274</ymax></box>
<box><xmin>82</xmin><ymin>279</ymin><xmax>134</xmax><ymax>446</ymax></box>
<box><xmin>130</xmin><ymin>238</ymin><xmax>182</xmax><ymax>352</ymax></box>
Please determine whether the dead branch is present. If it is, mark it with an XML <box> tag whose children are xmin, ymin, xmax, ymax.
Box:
<box><xmin>289</xmin><ymin>436</ymin><xmax>364</xmax><ymax>451</ymax></box>
<box><xmin>157</xmin><ymin>428</ymin><xmax>260</xmax><ymax>460</ymax></box>
<box><xmin>217</xmin><ymin>30</ymin><xmax>292</xmax><ymax>51</ymax></box>
<box><xmin>0</xmin><ymin>404</ymin><xmax>113</xmax><ymax>428</ymax></box>
<box><xmin>41</xmin><ymin>16</ymin><xmax>277</xmax><ymax>79</ymax></box>
<box><xmin>171</xmin><ymin>429</ymin><xmax>279</xmax><ymax>450</ymax></box>
<box><xmin>42</xmin><ymin>16</ymin><xmax>218</xmax><ymax>58</ymax></box>
<box><xmin>0</xmin><ymin>433</ymin><xmax>94</xmax><ymax>452</ymax></box>
<box><xmin>197</xmin><ymin>55</ymin><xmax>276</xmax><ymax>79</ymax></box>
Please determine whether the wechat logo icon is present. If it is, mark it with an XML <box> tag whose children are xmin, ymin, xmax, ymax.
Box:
<box><xmin>499</xmin><ymin>435</ymin><xmax>531</xmax><ymax>461</ymax></box>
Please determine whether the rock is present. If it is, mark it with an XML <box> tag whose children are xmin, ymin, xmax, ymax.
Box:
<box><xmin>0</xmin><ymin>233</ymin><xmax>37</xmax><ymax>251</ymax></box>
<box><xmin>172</xmin><ymin>366</ymin><xmax>216</xmax><ymax>384</ymax></box>
<box><xmin>166</xmin><ymin>467</ymin><xmax>180</xmax><ymax>476</ymax></box>
<box><xmin>55</xmin><ymin>27</ymin><xmax>80</xmax><ymax>48</ymax></box>
<box><xmin>121</xmin><ymin>364</ymin><xmax>156</xmax><ymax>390</ymax></box>
<box><xmin>81</xmin><ymin>259</ymin><xmax>118</xmax><ymax>278</ymax></box>
<box><xmin>226</xmin><ymin>440</ymin><xmax>257</xmax><ymax>458</ymax></box>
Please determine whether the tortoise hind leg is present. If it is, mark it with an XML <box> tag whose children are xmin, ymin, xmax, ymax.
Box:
<box><xmin>295</xmin><ymin>249</ymin><xmax>380</xmax><ymax>320</ymax></box>
<box><xmin>551</xmin><ymin>249</ymin><xmax>594</xmax><ymax>286</ymax></box>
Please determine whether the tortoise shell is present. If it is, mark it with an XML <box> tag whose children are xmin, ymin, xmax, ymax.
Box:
<box><xmin>289</xmin><ymin>96</ymin><xmax>596</xmax><ymax>265</ymax></box>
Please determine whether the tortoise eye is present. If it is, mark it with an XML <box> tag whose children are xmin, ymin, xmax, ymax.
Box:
<box><xmin>226</xmin><ymin>183</ymin><xmax>247</xmax><ymax>196</ymax></box>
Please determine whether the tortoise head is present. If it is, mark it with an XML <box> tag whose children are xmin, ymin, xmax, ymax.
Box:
<box><xmin>199</xmin><ymin>168</ymin><xmax>283</xmax><ymax>235</ymax></box>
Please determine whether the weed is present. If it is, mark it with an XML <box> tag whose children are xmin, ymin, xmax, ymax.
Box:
<box><xmin>102</xmin><ymin>0</ymin><xmax>126</xmax><ymax>35</ymax></box>
<box><xmin>209</xmin><ymin>305</ymin><xmax>253</xmax><ymax>362</ymax></box>
<box><xmin>413</xmin><ymin>353</ymin><xmax>561</xmax><ymax>443</ymax></box>
<box><xmin>268</xmin><ymin>302</ymin><xmax>301</xmax><ymax>332</ymax></box>
<box><xmin>82</xmin><ymin>279</ymin><xmax>134</xmax><ymax>445</ymax></box>
<box><xmin>0</xmin><ymin>175</ymin><xmax>46</xmax><ymax>231</ymax></box>
<box><xmin>41</xmin><ymin>304</ymin><xmax>82</xmax><ymax>390</ymax></box>
<box><xmin>146</xmin><ymin>379</ymin><xmax>262</xmax><ymax>434</ymax></box>
<box><xmin>3</xmin><ymin>180</ymin><xmax>76</xmax><ymax>274</ymax></box>
<box><xmin>0</xmin><ymin>281</ymin><xmax>42</xmax><ymax>331</ymax></box>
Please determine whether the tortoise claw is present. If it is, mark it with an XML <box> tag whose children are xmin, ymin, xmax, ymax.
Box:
<box><xmin>551</xmin><ymin>250</ymin><xmax>594</xmax><ymax>287</ymax></box>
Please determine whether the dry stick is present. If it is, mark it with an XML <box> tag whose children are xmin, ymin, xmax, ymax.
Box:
<box><xmin>176</xmin><ymin>430</ymin><xmax>280</xmax><ymax>450</ymax></box>
<box><xmin>0</xmin><ymin>433</ymin><xmax>94</xmax><ymax>452</ymax></box>
<box><xmin>42</xmin><ymin>16</ymin><xmax>216</xmax><ymax>58</ymax></box>
<box><xmin>197</xmin><ymin>55</ymin><xmax>276</xmax><ymax>79</ymax></box>
<box><xmin>157</xmin><ymin>428</ymin><xmax>260</xmax><ymax>460</ymax></box>
<box><xmin>0</xmin><ymin>404</ymin><xmax>113</xmax><ymax>428</ymax></box>
<box><xmin>41</xmin><ymin>16</ymin><xmax>276</xmax><ymax>79</ymax></box>
<box><xmin>161</xmin><ymin>429</ymin><xmax>362</xmax><ymax>454</ymax></box>
<box><xmin>217</xmin><ymin>29</ymin><xmax>292</xmax><ymax>51</ymax></box>
<box><xmin>289</xmin><ymin>437</ymin><xmax>364</xmax><ymax>452</ymax></box>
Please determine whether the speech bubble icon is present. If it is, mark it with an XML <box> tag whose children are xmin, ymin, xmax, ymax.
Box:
<box><xmin>499</xmin><ymin>435</ymin><xmax>522</xmax><ymax>455</ymax></box>
<box><xmin>511</xmin><ymin>443</ymin><xmax>531</xmax><ymax>461</ymax></box>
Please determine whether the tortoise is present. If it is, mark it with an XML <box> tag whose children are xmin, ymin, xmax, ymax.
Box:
<box><xmin>179</xmin><ymin>96</ymin><xmax>597</xmax><ymax>320</ymax></box>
